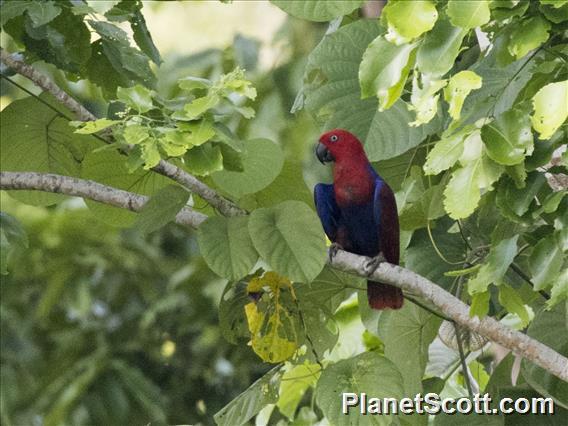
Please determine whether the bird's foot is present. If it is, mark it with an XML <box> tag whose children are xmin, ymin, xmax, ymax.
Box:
<box><xmin>364</xmin><ymin>252</ymin><xmax>386</xmax><ymax>277</ymax></box>
<box><xmin>328</xmin><ymin>243</ymin><xmax>344</xmax><ymax>263</ymax></box>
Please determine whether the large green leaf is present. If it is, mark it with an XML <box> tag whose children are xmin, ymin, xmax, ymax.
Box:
<box><xmin>377</xmin><ymin>303</ymin><xmax>442</xmax><ymax>414</ymax></box>
<box><xmin>521</xmin><ymin>303</ymin><xmax>568</xmax><ymax>410</ymax></box>
<box><xmin>270</xmin><ymin>0</ymin><xmax>365</xmax><ymax>22</ymax></box>
<box><xmin>416</xmin><ymin>17</ymin><xmax>467</xmax><ymax>77</ymax></box>
<box><xmin>198</xmin><ymin>216</ymin><xmax>259</xmax><ymax>281</ymax></box>
<box><xmin>132</xmin><ymin>184</ymin><xmax>189</xmax><ymax>234</ymax></box>
<box><xmin>315</xmin><ymin>352</ymin><xmax>404</xmax><ymax>426</ymax></box>
<box><xmin>423</xmin><ymin>127</ymin><xmax>471</xmax><ymax>175</ymax></box>
<box><xmin>0</xmin><ymin>96</ymin><xmax>99</xmax><ymax>206</ymax></box>
<box><xmin>531</xmin><ymin>80</ymin><xmax>568</xmax><ymax>140</ymax></box>
<box><xmin>248</xmin><ymin>201</ymin><xmax>326</xmax><ymax>283</ymax></box>
<box><xmin>81</xmin><ymin>149</ymin><xmax>169</xmax><ymax>226</ymax></box>
<box><xmin>218</xmin><ymin>280</ymin><xmax>250</xmax><ymax>344</ymax></box>
<box><xmin>383</xmin><ymin>0</ymin><xmax>438</xmax><ymax>43</ymax></box>
<box><xmin>495</xmin><ymin>172</ymin><xmax>546</xmax><ymax>221</ymax></box>
<box><xmin>508</xmin><ymin>16</ymin><xmax>550</xmax><ymax>60</ymax></box>
<box><xmin>214</xmin><ymin>367</ymin><xmax>281</xmax><ymax>426</ymax></box>
<box><xmin>211</xmin><ymin>138</ymin><xmax>283</xmax><ymax>198</ymax></box>
<box><xmin>447</xmin><ymin>0</ymin><xmax>491</xmax><ymax>29</ymax></box>
<box><xmin>467</xmin><ymin>235</ymin><xmax>519</xmax><ymax>295</ymax></box>
<box><xmin>302</xmin><ymin>20</ymin><xmax>440</xmax><ymax>161</ymax></box>
<box><xmin>359</xmin><ymin>36</ymin><xmax>416</xmax><ymax>109</ymax></box>
<box><xmin>481</xmin><ymin>108</ymin><xmax>534</xmax><ymax>166</ymax></box>
<box><xmin>528</xmin><ymin>232</ymin><xmax>565</xmax><ymax>291</ymax></box>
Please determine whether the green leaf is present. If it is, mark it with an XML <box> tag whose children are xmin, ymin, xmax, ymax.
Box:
<box><xmin>277</xmin><ymin>364</ymin><xmax>320</xmax><ymax>420</ymax></box>
<box><xmin>498</xmin><ymin>284</ymin><xmax>530</xmax><ymax>328</ymax></box>
<box><xmin>540</xmin><ymin>2</ymin><xmax>568</xmax><ymax>23</ymax></box>
<box><xmin>26</xmin><ymin>1</ymin><xmax>62</xmax><ymax>27</ymax></box>
<box><xmin>117</xmin><ymin>85</ymin><xmax>154</xmax><ymax>113</ymax></box>
<box><xmin>529</xmin><ymin>233</ymin><xmax>565</xmax><ymax>291</ymax></box>
<box><xmin>251</xmin><ymin>161</ymin><xmax>313</xmax><ymax>208</ymax></box>
<box><xmin>211</xmin><ymin>138</ymin><xmax>283</xmax><ymax>198</ymax></box>
<box><xmin>408</xmin><ymin>73</ymin><xmax>447</xmax><ymax>126</ymax></box>
<box><xmin>0</xmin><ymin>213</ymin><xmax>28</xmax><ymax>275</ymax></box>
<box><xmin>197</xmin><ymin>216</ymin><xmax>259</xmax><ymax>281</ymax></box>
<box><xmin>214</xmin><ymin>367</ymin><xmax>281</xmax><ymax>426</ymax></box>
<box><xmin>73</xmin><ymin>119</ymin><xmax>120</xmax><ymax>134</ymax></box>
<box><xmin>183</xmin><ymin>144</ymin><xmax>223</xmax><ymax>176</ymax></box>
<box><xmin>123</xmin><ymin>124</ymin><xmax>149</xmax><ymax>145</ymax></box>
<box><xmin>0</xmin><ymin>96</ymin><xmax>99</xmax><ymax>206</ymax></box>
<box><xmin>481</xmin><ymin>108</ymin><xmax>534</xmax><ymax>166</ymax></box>
<box><xmin>447</xmin><ymin>0</ymin><xmax>491</xmax><ymax>29</ymax></box>
<box><xmin>444</xmin><ymin>132</ymin><xmax>504</xmax><ymax>219</ymax></box>
<box><xmin>245</xmin><ymin>272</ymin><xmax>300</xmax><ymax>362</ymax></box>
<box><xmin>416</xmin><ymin>17</ymin><xmax>467</xmax><ymax>76</ymax></box>
<box><xmin>131</xmin><ymin>9</ymin><xmax>162</xmax><ymax>65</ymax></box>
<box><xmin>315</xmin><ymin>352</ymin><xmax>404</xmax><ymax>426</ymax></box>
<box><xmin>383</xmin><ymin>0</ymin><xmax>438</xmax><ymax>43</ymax></box>
<box><xmin>248</xmin><ymin>201</ymin><xmax>327</xmax><ymax>283</ymax></box>
<box><xmin>0</xmin><ymin>1</ymin><xmax>30</xmax><ymax>26</ymax></box>
<box><xmin>378</xmin><ymin>303</ymin><xmax>442</xmax><ymax>402</ymax></box>
<box><xmin>531</xmin><ymin>80</ymin><xmax>568</xmax><ymax>140</ymax></box>
<box><xmin>521</xmin><ymin>303</ymin><xmax>568</xmax><ymax>409</ymax></box>
<box><xmin>469</xmin><ymin>291</ymin><xmax>490</xmax><ymax>318</ymax></box>
<box><xmin>219</xmin><ymin>280</ymin><xmax>250</xmax><ymax>344</ymax></box>
<box><xmin>270</xmin><ymin>0</ymin><xmax>365</xmax><ymax>22</ymax></box>
<box><xmin>467</xmin><ymin>235</ymin><xmax>519</xmax><ymax>294</ymax></box>
<box><xmin>178</xmin><ymin>76</ymin><xmax>211</xmax><ymax>92</ymax></box>
<box><xmin>547</xmin><ymin>269</ymin><xmax>567</xmax><ymax>309</ymax></box>
<box><xmin>444</xmin><ymin>71</ymin><xmax>482</xmax><ymax>120</ymax></box>
<box><xmin>179</xmin><ymin>119</ymin><xmax>216</xmax><ymax>146</ymax></box>
<box><xmin>508</xmin><ymin>16</ymin><xmax>550</xmax><ymax>60</ymax></box>
<box><xmin>183</xmin><ymin>94</ymin><xmax>220</xmax><ymax>120</ymax></box>
<box><xmin>132</xmin><ymin>185</ymin><xmax>189</xmax><ymax>234</ymax></box>
<box><xmin>359</xmin><ymin>36</ymin><xmax>416</xmax><ymax>109</ymax></box>
<box><xmin>81</xmin><ymin>149</ymin><xmax>169</xmax><ymax>226</ymax></box>
<box><xmin>423</xmin><ymin>127</ymin><xmax>470</xmax><ymax>175</ymax></box>
<box><xmin>495</xmin><ymin>172</ymin><xmax>546</xmax><ymax>220</ymax></box>
<box><xmin>303</xmin><ymin>20</ymin><xmax>441</xmax><ymax>161</ymax></box>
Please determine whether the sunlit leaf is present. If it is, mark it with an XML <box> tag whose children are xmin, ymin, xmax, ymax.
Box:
<box><xmin>444</xmin><ymin>71</ymin><xmax>482</xmax><ymax>120</ymax></box>
<box><xmin>508</xmin><ymin>16</ymin><xmax>550</xmax><ymax>60</ymax></box>
<box><xmin>383</xmin><ymin>0</ymin><xmax>438</xmax><ymax>44</ymax></box>
<box><xmin>530</xmin><ymin>80</ymin><xmax>568</xmax><ymax>140</ymax></box>
<box><xmin>270</xmin><ymin>0</ymin><xmax>365</xmax><ymax>22</ymax></box>
<box><xmin>447</xmin><ymin>0</ymin><xmax>491</xmax><ymax>29</ymax></box>
<box><xmin>467</xmin><ymin>236</ymin><xmax>518</xmax><ymax>294</ymax></box>
<box><xmin>498</xmin><ymin>284</ymin><xmax>531</xmax><ymax>328</ymax></box>
<box><xmin>117</xmin><ymin>85</ymin><xmax>154</xmax><ymax>113</ymax></box>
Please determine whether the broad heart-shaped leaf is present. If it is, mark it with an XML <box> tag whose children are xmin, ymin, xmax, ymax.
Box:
<box><xmin>0</xmin><ymin>96</ymin><xmax>100</xmax><ymax>206</ymax></box>
<box><xmin>528</xmin><ymin>232</ymin><xmax>565</xmax><ymax>291</ymax></box>
<box><xmin>359</xmin><ymin>36</ymin><xmax>416</xmax><ymax>110</ymax></box>
<box><xmin>481</xmin><ymin>108</ymin><xmax>534</xmax><ymax>166</ymax></box>
<box><xmin>444</xmin><ymin>71</ymin><xmax>482</xmax><ymax>120</ymax></box>
<box><xmin>531</xmin><ymin>80</ymin><xmax>568</xmax><ymax>140</ymax></box>
<box><xmin>315</xmin><ymin>352</ymin><xmax>405</xmax><ymax>426</ymax></box>
<box><xmin>197</xmin><ymin>216</ymin><xmax>259</xmax><ymax>281</ymax></box>
<box><xmin>26</xmin><ymin>1</ymin><xmax>62</xmax><ymax>27</ymax></box>
<box><xmin>245</xmin><ymin>272</ymin><xmax>300</xmax><ymax>363</ymax></box>
<box><xmin>416</xmin><ymin>17</ymin><xmax>466</xmax><ymax>77</ymax></box>
<box><xmin>277</xmin><ymin>364</ymin><xmax>320</xmax><ymax>420</ymax></box>
<box><xmin>132</xmin><ymin>185</ymin><xmax>189</xmax><ymax>234</ymax></box>
<box><xmin>211</xmin><ymin>138</ymin><xmax>283</xmax><ymax>198</ymax></box>
<box><xmin>508</xmin><ymin>16</ymin><xmax>550</xmax><ymax>60</ymax></box>
<box><xmin>81</xmin><ymin>149</ymin><xmax>169</xmax><ymax>226</ymax></box>
<box><xmin>383</xmin><ymin>0</ymin><xmax>438</xmax><ymax>43</ymax></box>
<box><xmin>218</xmin><ymin>280</ymin><xmax>250</xmax><ymax>344</ymax></box>
<box><xmin>248</xmin><ymin>201</ymin><xmax>327</xmax><ymax>283</ymax></box>
<box><xmin>302</xmin><ymin>20</ymin><xmax>441</xmax><ymax>162</ymax></box>
<box><xmin>0</xmin><ymin>213</ymin><xmax>28</xmax><ymax>275</ymax></box>
<box><xmin>214</xmin><ymin>367</ymin><xmax>282</xmax><ymax>426</ymax></box>
<box><xmin>521</xmin><ymin>303</ymin><xmax>568</xmax><ymax>410</ymax></box>
<box><xmin>377</xmin><ymin>303</ymin><xmax>441</xmax><ymax>412</ymax></box>
<box><xmin>447</xmin><ymin>0</ymin><xmax>490</xmax><ymax>29</ymax></box>
<box><xmin>270</xmin><ymin>0</ymin><xmax>365</xmax><ymax>22</ymax></box>
<box><xmin>467</xmin><ymin>236</ymin><xmax>518</xmax><ymax>295</ymax></box>
<box><xmin>183</xmin><ymin>144</ymin><xmax>223</xmax><ymax>176</ymax></box>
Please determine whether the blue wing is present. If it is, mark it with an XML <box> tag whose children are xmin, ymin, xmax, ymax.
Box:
<box><xmin>373</xmin><ymin>177</ymin><xmax>400</xmax><ymax>264</ymax></box>
<box><xmin>314</xmin><ymin>183</ymin><xmax>340</xmax><ymax>241</ymax></box>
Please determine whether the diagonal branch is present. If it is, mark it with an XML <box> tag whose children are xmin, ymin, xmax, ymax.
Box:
<box><xmin>1</xmin><ymin>171</ymin><xmax>567</xmax><ymax>382</ymax></box>
<box><xmin>0</xmin><ymin>171</ymin><xmax>206</xmax><ymax>229</ymax></box>
<box><xmin>0</xmin><ymin>49</ymin><xmax>246</xmax><ymax>218</ymax></box>
<box><xmin>330</xmin><ymin>250</ymin><xmax>568</xmax><ymax>382</ymax></box>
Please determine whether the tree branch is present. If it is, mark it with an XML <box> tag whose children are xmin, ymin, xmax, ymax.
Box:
<box><xmin>1</xmin><ymin>171</ymin><xmax>567</xmax><ymax>381</ymax></box>
<box><xmin>0</xmin><ymin>49</ymin><xmax>247</xmax><ymax>218</ymax></box>
<box><xmin>0</xmin><ymin>171</ymin><xmax>206</xmax><ymax>229</ymax></box>
<box><xmin>329</xmin><ymin>250</ymin><xmax>568</xmax><ymax>382</ymax></box>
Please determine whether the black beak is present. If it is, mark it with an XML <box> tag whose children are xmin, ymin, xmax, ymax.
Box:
<box><xmin>316</xmin><ymin>143</ymin><xmax>334</xmax><ymax>164</ymax></box>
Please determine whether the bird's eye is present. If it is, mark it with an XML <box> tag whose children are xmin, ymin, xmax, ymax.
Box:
<box><xmin>330</xmin><ymin>135</ymin><xmax>338</xmax><ymax>142</ymax></box>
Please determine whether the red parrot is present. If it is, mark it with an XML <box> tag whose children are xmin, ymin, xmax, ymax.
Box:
<box><xmin>314</xmin><ymin>129</ymin><xmax>403</xmax><ymax>310</ymax></box>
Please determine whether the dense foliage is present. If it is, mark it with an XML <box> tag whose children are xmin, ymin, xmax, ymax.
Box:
<box><xmin>1</xmin><ymin>1</ymin><xmax>567</xmax><ymax>425</ymax></box>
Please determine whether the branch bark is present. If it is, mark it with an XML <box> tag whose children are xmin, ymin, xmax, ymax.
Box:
<box><xmin>0</xmin><ymin>171</ymin><xmax>206</xmax><ymax>229</ymax></box>
<box><xmin>0</xmin><ymin>49</ymin><xmax>246</xmax><ymax>218</ymax></box>
<box><xmin>1</xmin><ymin>171</ymin><xmax>567</xmax><ymax>382</ymax></box>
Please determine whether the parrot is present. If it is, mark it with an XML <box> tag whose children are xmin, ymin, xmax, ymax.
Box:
<box><xmin>314</xmin><ymin>128</ymin><xmax>403</xmax><ymax>310</ymax></box>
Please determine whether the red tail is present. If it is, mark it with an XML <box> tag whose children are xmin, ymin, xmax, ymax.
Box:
<box><xmin>367</xmin><ymin>280</ymin><xmax>403</xmax><ymax>310</ymax></box>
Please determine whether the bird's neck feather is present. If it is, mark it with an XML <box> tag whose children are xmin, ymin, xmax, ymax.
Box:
<box><xmin>333</xmin><ymin>155</ymin><xmax>375</xmax><ymax>206</ymax></box>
